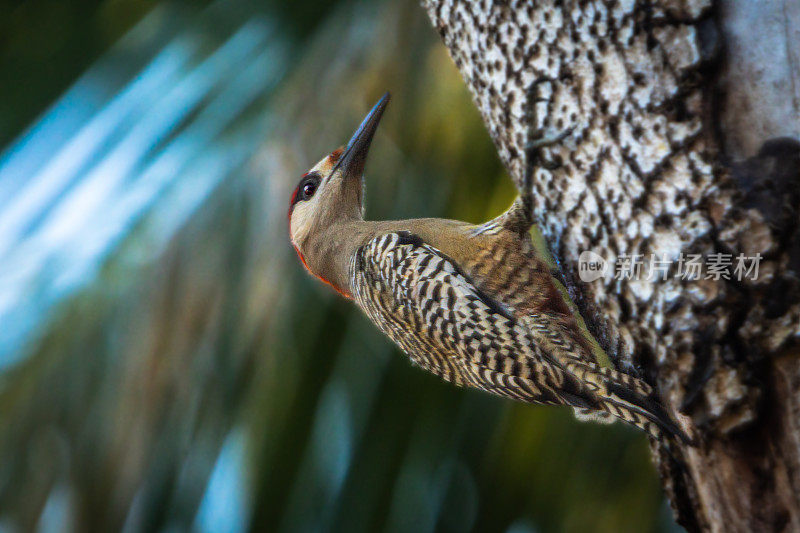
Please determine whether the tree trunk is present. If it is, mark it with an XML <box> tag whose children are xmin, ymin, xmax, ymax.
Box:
<box><xmin>421</xmin><ymin>1</ymin><xmax>800</xmax><ymax>531</ymax></box>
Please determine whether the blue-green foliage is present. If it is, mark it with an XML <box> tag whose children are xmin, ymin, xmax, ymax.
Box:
<box><xmin>0</xmin><ymin>0</ymin><xmax>674</xmax><ymax>531</ymax></box>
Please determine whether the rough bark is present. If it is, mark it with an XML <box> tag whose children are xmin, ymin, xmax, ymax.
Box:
<box><xmin>421</xmin><ymin>1</ymin><xmax>800</xmax><ymax>531</ymax></box>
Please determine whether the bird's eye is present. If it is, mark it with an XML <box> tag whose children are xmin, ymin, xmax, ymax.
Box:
<box><xmin>302</xmin><ymin>181</ymin><xmax>317</xmax><ymax>199</ymax></box>
<box><xmin>290</xmin><ymin>173</ymin><xmax>322</xmax><ymax>211</ymax></box>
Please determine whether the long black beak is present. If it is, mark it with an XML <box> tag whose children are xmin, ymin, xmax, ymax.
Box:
<box><xmin>334</xmin><ymin>92</ymin><xmax>390</xmax><ymax>180</ymax></box>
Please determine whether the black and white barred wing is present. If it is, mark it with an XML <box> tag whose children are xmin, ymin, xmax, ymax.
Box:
<box><xmin>349</xmin><ymin>232</ymin><xmax>573</xmax><ymax>407</ymax></box>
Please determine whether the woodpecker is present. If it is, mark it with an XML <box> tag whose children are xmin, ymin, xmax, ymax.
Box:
<box><xmin>288</xmin><ymin>93</ymin><xmax>691</xmax><ymax>444</ymax></box>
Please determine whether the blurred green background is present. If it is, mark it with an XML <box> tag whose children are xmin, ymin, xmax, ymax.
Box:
<box><xmin>0</xmin><ymin>0</ymin><xmax>678</xmax><ymax>531</ymax></box>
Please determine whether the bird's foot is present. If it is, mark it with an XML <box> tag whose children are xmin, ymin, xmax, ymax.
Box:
<box><xmin>519</xmin><ymin>74</ymin><xmax>574</xmax><ymax>200</ymax></box>
<box><xmin>524</xmin><ymin>74</ymin><xmax>576</xmax><ymax>170</ymax></box>
<box><xmin>526</xmin><ymin>126</ymin><xmax>575</xmax><ymax>151</ymax></box>
<box><xmin>526</xmin><ymin>126</ymin><xmax>575</xmax><ymax>170</ymax></box>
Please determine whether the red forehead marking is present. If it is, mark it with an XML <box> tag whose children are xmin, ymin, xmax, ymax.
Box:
<box><xmin>328</xmin><ymin>147</ymin><xmax>344</xmax><ymax>163</ymax></box>
<box><xmin>292</xmin><ymin>244</ymin><xmax>352</xmax><ymax>299</ymax></box>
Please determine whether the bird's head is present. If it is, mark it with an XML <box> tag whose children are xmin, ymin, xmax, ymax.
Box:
<box><xmin>288</xmin><ymin>92</ymin><xmax>389</xmax><ymax>252</ymax></box>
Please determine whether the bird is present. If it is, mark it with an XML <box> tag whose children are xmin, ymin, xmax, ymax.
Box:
<box><xmin>288</xmin><ymin>92</ymin><xmax>692</xmax><ymax>444</ymax></box>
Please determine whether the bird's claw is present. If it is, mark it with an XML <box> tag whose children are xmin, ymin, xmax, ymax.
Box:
<box><xmin>520</xmin><ymin>75</ymin><xmax>574</xmax><ymax>192</ymax></box>
<box><xmin>526</xmin><ymin>125</ymin><xmax>575</xmax><ymax>151</ymax></box>
<box><xmin>525</xmin><ymin>126</ymin><xmax>575</xmax><ymax>170</ymax></box>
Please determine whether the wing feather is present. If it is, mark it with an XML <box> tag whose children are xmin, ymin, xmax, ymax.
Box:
<box><xmin>350</xmin><ymin>231</ymin><xmax>587</xmax><ymax>407</ymax></box>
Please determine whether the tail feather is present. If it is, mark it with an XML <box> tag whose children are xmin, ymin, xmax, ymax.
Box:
<box><xmin>515</xmin><ymin>253</ymin><xmax>693</xmax><ymax>444</ymax></box>
<box><xmin>603</xmin><ymin>381</ymin><xmax>694</xmax><ymax>445</ymax></box>
<box><xmin>559</xmin><ymin>358</ymin><xmax>693</xmax><ymax>444</ymax></box>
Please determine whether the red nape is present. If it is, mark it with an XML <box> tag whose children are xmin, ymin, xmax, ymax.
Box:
<box><xmin>292</xmin><ymin>245</ymin><xmax>352</xmax><ymax>299</ymax></box>
<box><xmin>328</xmin><ymin>147</ymin><xmax>344</xmax><ymax>162</ymax></box>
